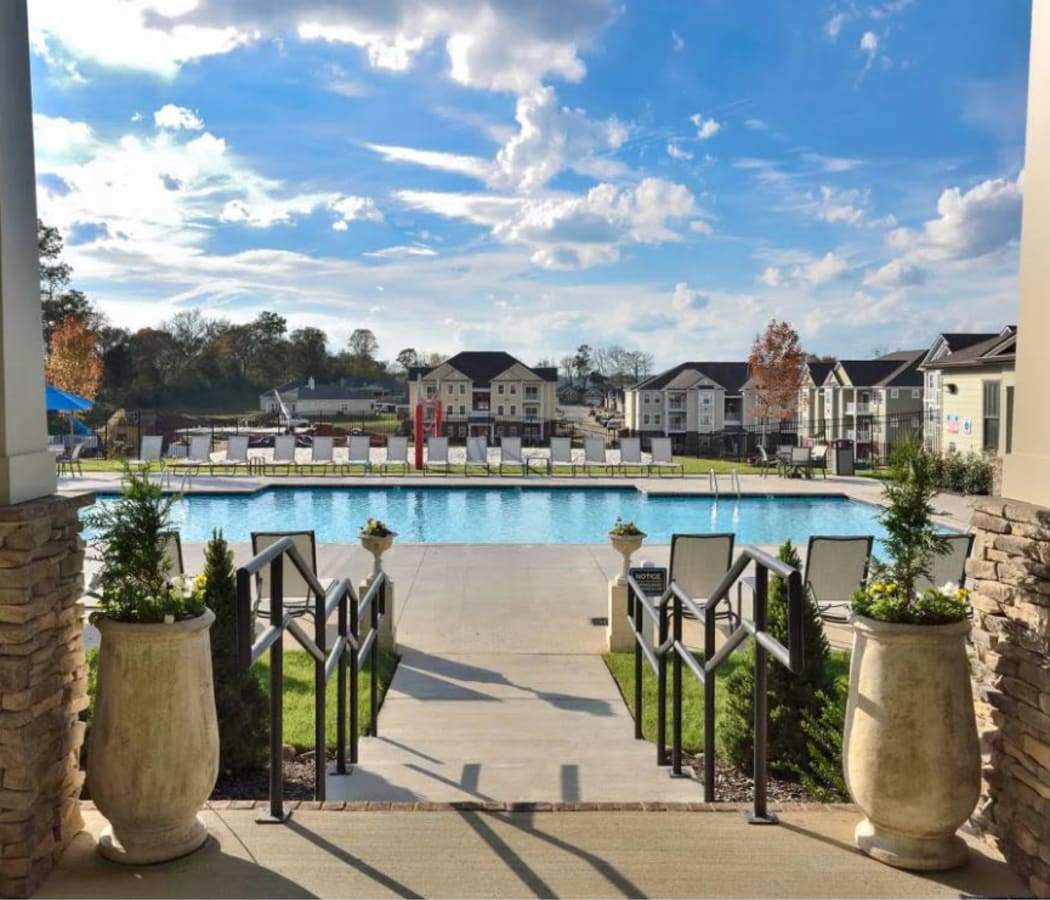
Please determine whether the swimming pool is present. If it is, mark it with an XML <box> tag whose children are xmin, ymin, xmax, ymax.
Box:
<box><xmin>85</xmin><ymin>487</ymin><xmax>891</xmax><ymax>546</ymax></box>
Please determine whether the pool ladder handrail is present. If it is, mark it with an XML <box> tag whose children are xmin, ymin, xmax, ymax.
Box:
<box><xmin>708</xmin><ymin>468</ymin><xmax>719</xmax><ymax>497</ymax></box>
<box><xmin>731</xmin><ymin>468</ymin><xmax>741</xmax><ymax>498</ymax></box>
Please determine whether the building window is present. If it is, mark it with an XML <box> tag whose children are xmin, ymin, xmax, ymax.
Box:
<box><xmin>643</xmin><ymin>413</ymin><xmax>650</xmax><ymax>426</ymax></box>
<box><xmin>643</xmin><ymin>392</ymin><xmax>650</xmax><ymax>403</ymax></box>
<box><xmin>497</xmin><ymin>384</ymin><xmax>504</xmax><ymax>395</ymax></box>
<box><xmin>447</xmin><ymin>384</ymin><xmax>454</xmax><ymax>395</ymax></box>
<box><xmin>459</xmin><ymin>383</ymin><xmax>466</xmax><ymax>394</ymax></box>
<box><xmin>654</xmin><ymin>413</ymin><xmax>661</xmax><ymax>426</ymax></box>
<box><xmin>983</xmin><ymin>381</ymin><xmax>1001</xmax><ymax>452</ymax></box>
<box><xmin>912</xmin><ymin>388</ymin><xmax>920</xmax><ymax>399</ymax></box>
<box><xmin>497</xmin><ymin>405</ymin><xmax>504</xmax><ymax>416</ymax></box>
<box><xmin>654</xmin><ymin>395</ymin><xmax>661</xmax><ymax>404</ymax></box>
<box><xmin>510</xmin><ymin>405</ymin><xmax>516</xmax><ymax>416</ymax></box>
<box><xmin>890</xmin><ymin>388</ymin><xmax>899</xmax><ymax>399</ymax></box>
<box><xmin>510</xmin><ymin>385</ymin><xmax>517</xmax><ymax>394</ymax></box>
<box><xmin>460</xmin><ymin>405</ymin><xmax>466</xmax><ymax>415</ymax></box>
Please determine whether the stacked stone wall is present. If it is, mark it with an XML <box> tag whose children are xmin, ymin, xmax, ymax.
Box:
<box><xmin>0</xmin><ymin>494</ymin><xmax>92</xmax><ymax>898</ymax></box>
<box><xmin>968</xmin><ymin>497</ymin><xmax>1050</xmax><ymax>899</ymax></box>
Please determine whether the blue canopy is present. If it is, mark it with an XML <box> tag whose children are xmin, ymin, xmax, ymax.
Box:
<box><xmin>45</xmin><ymin>384</ymin><xmax>93</xmax><ymax>413</ymax></box>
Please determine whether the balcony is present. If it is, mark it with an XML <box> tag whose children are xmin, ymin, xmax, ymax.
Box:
<box><xmin>847</xmin><ymin>429</ymin><xmax>872</xmax><ymax>443</ymax></box>
<box><xmin>723</xmin><ymin>417</ymin><xmax>742</xmax><ymax>428</ymax></box>
<box><xmin>668</xmin><ymin>416</ymin><xmax>687</xmax><ymax>433</ymax></box>
<box><xmin>845</xmin><ymin>402</ymin><xmax>872</xmax><ymax>415</ymax></box>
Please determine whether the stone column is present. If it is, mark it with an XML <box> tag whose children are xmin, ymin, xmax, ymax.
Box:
<box><xmin>359</xmin><ymin>574</ymin><xmax>397</xmax><ymax>651</ymax></box>
<box><xmin>0</xmin><ymin>494</ymin><xmax>93</xmax><ymax>897</ymax></box>
<box><xmin>0</xmin><ymin>1</ymin><xmax>58</xmax><ymax>506</ymax></box>
<box><xmin>968</xmin><ymin>498</ymin><xmax>1050</xmax><ymax>898</ymax></box>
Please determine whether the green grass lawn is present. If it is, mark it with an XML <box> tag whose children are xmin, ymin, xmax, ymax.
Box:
<box><xmin>85</xmin><ymin>647</ymin><xmax>399</xmax><ymax>753</ymax></box>
<box><xmin>676</xmin><ymin>457</ymin><xmax>763</xmax><ymax>476</ymax></box>
<box><xmin>603</xmin><ymin>648</ymin><xmax>849</xmax><ymax>754</ymax></box>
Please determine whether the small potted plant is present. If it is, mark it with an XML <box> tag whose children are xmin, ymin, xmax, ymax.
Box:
<box><xmin>843</xmin><ymin>446</ymin><xmax>980</xmax><ymax>871</ymax></box>
<box><xmin>84</xmin><ymin>466</ymin><xmax>219</xmax><ymax>864</ymax></box>
<box><xmin>608</xmin><ymin>517</ymin><xmax>646</xmax><ymax>585</ymax></box>
<box><xmin>360</xmin><ymin>517</ymin><xmax>397</xmax><ymax>579</ymax></box>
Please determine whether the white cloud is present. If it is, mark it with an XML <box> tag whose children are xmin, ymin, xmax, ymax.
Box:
<box><xmin>690</xmin><ymin>112</ymin><xmax>721</xmax><ymax>140</ymax></box>
<box><xmin>365</xmin><ymin>143</ymin><xmax>491</xmax><ymax>181</ymax></box>
<box><xmin>671</xmin><ymin>282</ymin><xmax>709</xmax><ymax>312</ymax></box>
<box><xmin>154</xmin><ymin>104</ymin><xmax>204</xmax><ymax>131</ymax></box>
<box><xmin>863</xmin><ymin>259</ymin><xmax>927</xmax><ymax>289</ymax></box>
<box><xmin>689</xmin><ymin>219</ymin><xmax>713</xmax><ymax>235</ymax></box>
<box><xmin>667</xmin><ymin>142</ymin><xmax>693</xmax><ymax>161</ymax></box>
<box><xmin>758</xmin><ymin>251</ymin><xmax>848</xmax><ymax>288</ymax></box>
<box><xmin>364</xmin><ymin>244</ymin><xmax>438</xmax><ymax>259</ymax></box>
<box><xmin>825</xmin><ymin>12</ymin><xmax>848</xmax><ymax>42</ymax></box>
<box><xmin>671</xmin><ymin>30</ymin><xmax>685</xmax><ymax>52</ymax></box>
<box><xmin>331</xmin><ymin>195</ymin><xmax>384</xmax><ymax>228</ymax></box>
<box><xmin>221</xmin><ymin>193</ymin><xmax>335</xmax><ymax>228</ymax></box>
<box><xmin>803</xmin><ymin>153</ymin><xmax>864</xmax><ymax>173</ymax></box>
<box><xmin>33</xmin><ymin>114</ymin><xmax>93</xmax><ymax>156</ymax></box>
<box><xmin>813</xmin><ymin>185</ymin><xmax>867</xmax><ymax>225</ymax></box>
<box><xmin>744</xmin><ymin>118</ymin><xmax>767</xmax><ymax>131</ymax></box>
<box><xmin>860</xmin><ymin>31</ymin><xmax>879</xmax><ymax>68</ymax></box>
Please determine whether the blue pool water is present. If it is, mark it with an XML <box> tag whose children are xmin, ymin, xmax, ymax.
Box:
<box><xmin>86</xmin><ymin>487</ymin><xmax>890</xmax><ymax>546</ymax></box>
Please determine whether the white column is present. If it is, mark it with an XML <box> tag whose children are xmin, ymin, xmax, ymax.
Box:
<box><xmin>0</xmin><ymin>1</ymin><xmax>57</xmax><ymax>505</ymax></box>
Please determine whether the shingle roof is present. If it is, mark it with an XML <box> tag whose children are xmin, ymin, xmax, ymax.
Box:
<box><xmin>411</xmin><ymin>351</ymin><xmax>556</xmax><ymax>387</ymax></box>
<box><xmin>806</xmin><ymin>361</ymin><xmax>836</xmax><ymax>385</ymax></box>
<box><xmin>838</xmin><ymin>350</ymin><xmax>924</xmax><ymax>387</ymax></box>
<box><xmin>634</xmin><ymin>361</ymin><xmax>750</xmax><ymax>393</ymax></box>
<box><xmin>926</xmin><ymin>328</ymin><xmax>1017</xmax><ymax>370</ymax></box>
<box><xmin>939</xmin><ymin>333</ymin><xmax>1000</xmax><ymax>353</ymax></box>
<box><xmin>297</xmin><ymin>386</ymin><xmax>375</xmax><ymax>401</ymax></box>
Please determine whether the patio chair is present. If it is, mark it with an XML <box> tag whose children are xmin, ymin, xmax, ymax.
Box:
<box><xmin>787</xmin><ymin>446</ymin><xmax>812</xmax><ymax>479</ymax></box>
<box><xmin>128</xmin><ymin>435</ymin><xmax>164</xmax><ymax>468</ymax></box>
<box><xmin>251</xmin><ymin>531</ymin><xmax>332</xmax><ymax>620</ymax></box>
<box><xmin>216</xmin><ymin>435</ymin><xmax>249</xmax><ymax>475</ymax></box>
<box><xmin>302</xmin><ymin>435</ymin><xmax>335</xmax><ymax>475</ymax></box>
<box><xmin>56</xmin><ymin>442</ymin><xmax>85</xmax><ymax>478</ymax></box>
<box><xmin>809</xmin><ymin>444</ymin><xmax>829</xmax><ymax>479</ymax></box>
<box><xmin>424</xmin><ymin>436</ymin><xmax>452</xmax><ymax>476</ymax></box>
<box><xmin>756</xmin><ymin>446</ymin><xmax>777</xmax><ymax>478</ymax></box>
<box><xmin>464</xmin><ymin>436</ymin><xmax>492</xmax><ymax>475</ymax></box>
<box><xmin>583</xmin><ymin>438</ymin><xmax>613</xmax><ymax>476</ymax></box>
<box><xmin>618</xmin><ymin>437</ymin><xmax>648</xmax><ymax>477</ymax></box>
<box><xmin>670</xmin><ymin>533</ymin><xmax>737</xmax><ymax>628</ymax></box>
<box><xmin>916</xmin><ymin>532</ymin><xmax>975</xmax><ymax>592</ymax></box>
<box><xmin>649</xmin><ymin>437</ymin><xmax>683</xmax><ymax>477</ymax></box>
<box><xmin>168</xmin><ymin>435</ymin><xmax>212</xmax><ymax>484</ymax></box>
<box><xmin>160</xmin><ymin>531</ymin><xmax>184</xmax><ymax>579</ymax></box>
<box><xmin>776</xmin><ymin>444</ymin><xmax>794</xmax><ymax>475</ymax></box>
<box><xmin>380</xmin><ymin>436</ymin><xmax>409</xmax><ymax>474</ymax></box>
<box><xmin>497</xmin><ymin>436</ymin><xmax>527</xmax><ymax>475</ymax></box>
<box><xmin>807</xmin><ymin>535</ymin><xmax>875</xmax><ymax>623</ymax></box>
<box><xmin>270</xmin><ymin>434</ymin><xmax>297</xmax><ymax>475</ymax></box>
<box><xmin>548</xmin><ymin>437</ymin><xmax>576</xmax><ymax>476</ymax></box>
<box><xmin>343</xmin><ymin>435</ymin><xmax>373</xmax><ymax>475</ymax></box>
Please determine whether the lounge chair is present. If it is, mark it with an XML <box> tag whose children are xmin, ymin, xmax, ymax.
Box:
<box><xmin>917</xmin><ymin>532</ymin><xmax>975</xmax><ymax>592</ymax></box>
<box><xmin>809</xmin><ymin>444</ymin><xmax>829</xmax><ymax>479</ymax></box>
<box><xmin>380</xmin><ymin>436</ymin><xmax>409</xmax><ymax>474</ymax></box>
<box><xmin>786</xmin><ymin>446</ymin><xmax>812</xmax><ymax>479</ymax></box>
<box><xmin>756</xmin><ymin>446</ymin><xmax>778</xmax><ymax>478</ymax></box>
<box><xmin>464</xmin><ymin>436</ymin><xmax>492</xmax><ymax>475</ymax></box>
<box><xmin>215</xmin><ymin>435</ymin><xmax>249</xmax><ymax>475</ymax></box>
<box><xmin>670</xmin><ymin>533</ymin><xmax>737</xmax><ymax>628</ymax></box>
<box><xmin>271</xmin><ymin>434</ymin><xmax>297</xmax><ymax>475</ymax></box>
<box><xmin>618</xmin><ymin>437</ymin><xmax>648</xmax><ymax>477</ymax></box>
<box><xmin>169</xmin><ymin>435</ymin><xmax>212</xmax><ymax>485</ymax></box>
<box><xmin>649</xmin><ymin>437</ymin><xmax>683</xmax><ymax>477</ymax></box>
<box><xmin>497</xmin><ymin>436</ymin><xmax>526</xmax><ymax>475</ymax></box>
<box><xmin>424</xmin><ymin>436</ymin><xmax>452</xmax><ymax>476</ymax></box>
<box><xmin>343</xmin><ymin>435</ymin><xmax>373</xmax><ymax>475</ymax></box>
<box><xmin>129</xmin><ymin>435</ymin><xmax>164</xmax><ymax>468</ymax></box>
<box><xmin>251</xmin><ymin>531</ymin><xmax>330</xmax><ymax>619</ymax></box>
<box><xmin>806</xmin><ymin>535</ymin><xmax>875</xmax><ymax>622</ymax></box>
<box><xmin>548</xmin><ymin>437</ymin><xmax>576</xmax><ymax>476</ymax></box>
<box><xmin>56</xmin><ymin>442</ymin><xmax>85</xmax><ymax>478</ymax></box>
<box><xmin>583</xmin><ymin>438</ymin><xmax>613</xmax><ymax>476</ymax></box>
<box><xmin>302</xmin><ymin>435</ymin><xmax>335</xmax><ymax>475</ymax></box>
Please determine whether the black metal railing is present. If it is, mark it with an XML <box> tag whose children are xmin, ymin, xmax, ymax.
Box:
<box><xmin>627</xmin><ymin>546</ymin><xmax>803</xmax><ymax>823</ymax></box>
<box><xmin>236</xmin><ymin>536</ymin><xmax>385</xmax><ymax>823</ymax></box>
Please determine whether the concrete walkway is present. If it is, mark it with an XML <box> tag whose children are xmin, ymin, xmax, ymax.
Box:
<box><xmin>43</xmin><ymin>807</ymin><xmax>1029</xmax><ymax>899</ymax></box>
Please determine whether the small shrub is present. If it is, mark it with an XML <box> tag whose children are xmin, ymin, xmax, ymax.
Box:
<box><xmin>962</xmin><ymin>452</ymin><xmax>992</xmax><ymax>495</ymax></box>
<box><xmin>794</xmin><ymin>685</ymin><xmax>850</xmax><ymax>802</ymax></box>
<box><xmin>204</xmin><ymin>530</ymin><xmax>269</xmax><ymax>774</ymax></box>
<box><xmin>719</xmin><ymin>540</ymin><xmax>835</xmax><ymax>776</ymax></box>
<box><xmin>942</xmin><ymin>452</ymin><xmax>967</xmax><ymax>493</ymax></box>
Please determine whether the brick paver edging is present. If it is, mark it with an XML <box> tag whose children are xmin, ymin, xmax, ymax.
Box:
<box><xmin>79</xmin><ymin>800</ymin><xmax>858</xmax><ymax>813</ymax></box>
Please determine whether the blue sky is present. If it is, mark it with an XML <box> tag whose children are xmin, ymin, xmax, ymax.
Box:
<box><xmin>28</xmin><ymin>0</ymin><xmax>1030</xmax><ymax>370</ymax></box>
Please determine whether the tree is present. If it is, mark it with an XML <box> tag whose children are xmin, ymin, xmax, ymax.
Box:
<box><xmin>287</xmin><ymin>327</ymin><xmax>330</xmax><ymax>381</ymax></box>
<box><xmin>559</xmin><ymin>355</ymin><xmax>576</xmax><ymax>387</ymax></box>
<box><xmin>572</xmin><ymin>344</ymin><xmax>593</xmax><ymax>385</ymax></box>
<box><xmin>38</xmin><ymin>219</ymin><xmax>105</xmax><ymax>347</ymax></box>
<box><xmin>45</xmin><ymin>316</ymin><xmax>103</xmax><ymax>400</ymax></box>
<box><xmin>396</xmin><ymin>348</ymin><xmax>420</xmax><ymax>375</ymax></box>
<box><xmin>346</xmin><ymin>328</ymin><xmax>381</xmax><ymax>377</ymax></box>
<box><xmin>624</xmin><ymin>350</ymin><xmax>654</xmax><ymax>383</ymax></box>
<box><xmin>747</xmin><ymin>319</ymin><xmax>805</xmax><ymax>424</ymax></box>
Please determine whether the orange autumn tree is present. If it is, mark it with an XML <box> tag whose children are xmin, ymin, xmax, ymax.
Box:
<box><xmin>45</xmin><ymin>316</ymin><xmax>103</xmax><ymax>401</ymax></box>
<box><xmin>747</xmin><ymin>319</ymin><xmax>806</xmax><ymax>427</ymax></box>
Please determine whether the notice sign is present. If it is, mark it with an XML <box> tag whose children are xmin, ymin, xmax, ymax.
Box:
<box><xmin>630</xmin><ymin>566</ymin><xmax>667</xmax><ymax>598</ymax></box>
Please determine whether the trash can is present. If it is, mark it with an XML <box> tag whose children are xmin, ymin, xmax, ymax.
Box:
<box><xmin>831</xmin><ymin>439</ymin><xmax>854</xmax><ymax>476</ymax></box>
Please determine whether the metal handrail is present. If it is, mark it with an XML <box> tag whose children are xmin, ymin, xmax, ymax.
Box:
<box><xmin>708</xmin><ymin>469</ymin><xmax>719</xmax><ymax>497</ymax></box>
<box><xmin>236</xmin><ymin>536</ymin><xmax>386</xmax><ymax>823</ymax></box>
<box><xmin>627</xmin><ymin>544</ymin><xmax>803</xmax><ymax>824</ymax></box>
<box><xmin>731</xmin><ymin>469</ymin><xmax>741</xmax><ymax>498</ymax></box>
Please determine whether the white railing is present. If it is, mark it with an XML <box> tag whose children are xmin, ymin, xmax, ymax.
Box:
<box><xmin>845</xmin><ymin>402</ymin><xmax>872</xmax><ymax>415</ymax></box>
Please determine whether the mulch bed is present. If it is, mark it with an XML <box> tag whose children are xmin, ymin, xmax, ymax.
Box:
<box><xmin>679</xmin><ymin>752</ymin><xmax>812</xmax><ymax>803</ymax></box>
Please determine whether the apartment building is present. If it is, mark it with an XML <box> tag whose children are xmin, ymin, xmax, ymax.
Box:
<box><xmin>624</xmin><ymin>362</ymin><xmax>752</xmax><ymax>453</ymax></box>
<box><xmin>261</xmin><ymin>377</ymin><xmax>378</xmax><ymax>417</ymax></box>
<box><xmin>407</xmin><ymin>351</ymin><xmax>558</xmax><ymax>442</ymax></box>
<box><xmin>920</xmin><ymin>327</ymin><xmax>1016</xmax><ymax>456</ymax></box>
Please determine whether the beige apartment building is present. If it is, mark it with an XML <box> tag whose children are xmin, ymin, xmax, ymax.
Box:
<box><xmin>407</xmin><ymin>351</ymin><xmax>558</xmax><ymax>442</ymax></box>
<box><xmin>920</xmin><ymin>326</ymin><xmax>1016</xmax><ymax>456</ymax></box>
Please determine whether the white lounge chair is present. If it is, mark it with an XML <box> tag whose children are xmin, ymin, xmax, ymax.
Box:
<box><xmin>343</xmin><ymin>435</ymin><xmax>373</xmax><ymax>475</ymax></box>
<box><xmin>464</xmin><ymin>436</ymin><xmax>491</xmax><ymax>475</ymax></box>
<box><xmin>215</xmin><ymin>435</ymin><xmax>250</xmax><ymax>475</ymax></box>
<box><xmin>809</xmin><ymin>444</ymin><xmax>829</xmax><ymax>479</ymax></box>
<box><xmin>497</xmin><ymin>436</ymin><xmax>528</xmax><ymax>475</ymax></box>
<box><xmin>649</xmin><ymin>438</ymin><xmax>683</xmax><ymax>477</ymax></box>
<box><xmin>807</xmin><ymin>535</ymin><xmax>874</xmax><ymax>622</ymax></box>
<box><xmin>917</xmin><ymin>533</ymin><xmax>975</xmax><ymax>592</ymax></box>
<box><xmin>424</xmin><ymin>436</ymin><xmax>452</xmax><ymax>476</ymax></box>
<box><xmin>548</xmin><ymin>437</ymin><xmax>576</xmax><ymax>476</ymax></box>
<box><xmin>618</xmin><ymin>437</ymin><xmax>648</xmax><ymax>477</ymax></box>
<box><xmin>670</xmin><ymin>533</ymin><xmax>737</xmax><ymax>629</ymax></box>
<box><xmin>583</xmin><ymin>438</ymin><xmax>613</xmax><ymax>476</ymax></box>
<box><xmin>169</xmin><ymin>435</ymin><xmax>212</xmax><ymax>485</ymax></box>
<box><xmin>271</xmin><ymin>435</ymin><xmax>297</xmax><ymax>475</ymax></box>
<box><xmin>129</xmin><ymin>435</ymin><xmax>163</xmax><ymax>467</ymax></box>
<box><xmin>303</xmin><ymin>435</ymin><xmax>335</xmax><ymax>475</ymax></box>
<box><xmin>251</xmin><ymin>530</ymin><xmax>332</xmax><ymax>619</ymax></box>
<box><xmin>380</xmin><ymin>436</ymin><xmax>409</xmax><ymax>474</ymax></box>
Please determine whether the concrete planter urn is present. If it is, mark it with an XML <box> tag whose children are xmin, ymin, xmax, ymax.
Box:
<box><xmin>87</xmin><ymin>609</ymin><xmax>219</xmax><ymax>864</ymax></box>
<box><xmin>843</xmin><ymin>614</ymin><xmax>980</xmax><ymax>871</ymax></box>
<box><xmin>608</xmin><ymin>531</ymin><xmax>646</xmax><ymax>586</ymax></box>
<box><xmin>359</xmin><ymin>530</ymin><xmax>397</xmax><ymax>579</ymax></box>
